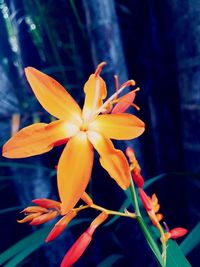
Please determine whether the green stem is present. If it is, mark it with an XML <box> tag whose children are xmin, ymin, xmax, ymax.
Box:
<box><xmin>91</xmin><ymin>204</ymin><xmax>136</xmax><ymax>219</ymax></box>
<box><xmin>130</xmin><ymin>178</ymin><xmax>141</xmax><ymax>216</ymax></box>
<box><xmin>129</xmin><ymin>177</ymin><xmax>164</xmax><ymax>267</ymax></box>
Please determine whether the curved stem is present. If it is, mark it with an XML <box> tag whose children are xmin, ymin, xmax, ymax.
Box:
<box><xmin>156</xmin><ymin>223</ymin><xmax>167</xmax><ymax>266</ymax></box>
<box><xmin>73</xmin><ymin>203</ymin><xmax>136</xmax><ymax>219</ymax></box>
<box><xmin>91</xmin><ymin>203</ymin><xmax>136</xmax><ymax>219</ymax></box>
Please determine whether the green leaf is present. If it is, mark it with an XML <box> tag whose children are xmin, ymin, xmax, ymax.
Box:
<box><xmin>180</xmin><ymin>222</ymin><xmax>200</xmax><ymax>256</ymax></box>
<box><xmin>137</xmin><ymin>217</ymin><xmax>164</xmax><ymax>267</ymax></box>
<box><xmin>0</xmin><ymin>219</ymin><xmax>90</xmax><ymax>266</ymax></box>
<box><xmin>96</xmin><ymin>254</ymin><xmax>123</xmax><ymax>267</ymax></box>
<box><xmin>149</xmin><ymin>225</ymin><xmax>192</xmax><ymax>267</ymax></box>
<box><xmin>144</xmin><ymin>173</ymin><xmax>167</xmax><ymax>189</ymax></box>
<box><xmin>166</xmin><ymin>240</ymin><xmax>192</xmax><ymax>267</ymax></box>
<box><xmin>0</xmin><ymin>206</ymin><xmax>23</xmax><ymax>215</ymax></box>
<box><xmin>0</xmin><ymin>226</ymin><xmax>51</xmax><ymax>266</ymax></box>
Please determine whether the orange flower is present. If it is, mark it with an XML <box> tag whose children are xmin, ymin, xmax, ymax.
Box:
<box><xmin>3</xmin><ymin>62</ymin><xmax>145</xmax><ymax>215</ymax></box>
<box><xmin>61</xmin><ymin>212</ymin><xmax>108</xmax><ymax>267</ymax></box>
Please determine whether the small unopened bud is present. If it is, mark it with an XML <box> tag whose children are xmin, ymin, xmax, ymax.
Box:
<box><xmin>169</xmin><ymin>227</ymin><xmax>188</xmax><ymax>239</ymax></box>
<box><xmin>46</xmin><ymin>210</ymin><xmax>77</xmax><ymax>243</ymax></box>
<box><xmin>61</xmin><ymin>228</ymin><xmax>93</xmax><ymax>267</ymax></box>
<box><xmin>32</xmin><ymin>198</ymin><xmax>61</xmax><ymax>210</ymax></box>
<box><xmin>138</xmin><ymin>188</ymin><xmax>152</xmax><ymax>211</ymax></box>
<box><xmin>30</xmin><ymin>210</ymin><xmax>58</xmax><ymax>225</ymax></box>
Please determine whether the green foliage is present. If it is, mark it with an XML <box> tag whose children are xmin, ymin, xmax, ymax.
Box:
<box><xmin>0</xmin><ymin>219</ymin><xmax>89</xmax><ymax>267</ymax></box>
<box><xmin>180</xmin><ymin>222</ymin><xmax>200</xmax><ymax>256</ymax></box>
<box><xmin>0</xmin><ymin>206</ymin><xmax>23</xmax><ymax>215</ymax></box>
<box><xmin>0</xmin><ymin>226</ymin><xmax>52</xmax><ymax>266</ymax></box>
<box><xmin>166</xmin><ymin>241</ymin><xmax>191</xmax><ymax>267</ymax></box>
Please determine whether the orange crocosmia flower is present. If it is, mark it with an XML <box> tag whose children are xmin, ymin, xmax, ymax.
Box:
<box><xmin>3</xmin><ymin>62</ymin><xmax>145</xmax><ymax>215</ymax></box>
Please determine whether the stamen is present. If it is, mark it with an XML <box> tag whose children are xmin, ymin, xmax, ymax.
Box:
<box><xmin>120</xmin><ymin>79</ymin><xmax>136</xmax><ymax>89</ymax></box>
<box><xmin>94</xmin><ymin>79</ymin><xmax>137</xmax><ymax>116</ymax></box>
<box><xmin>130</xmin><ymin>102</ymin><xmax>140</xmax><ymax>111</ymax></box>
<box><xmin>111</xmin><ymin>99</ymin><xmax>140</xmax><ymax>111</ymax></box>
<box><xmin>94</xmin><ymin>62</ymin><xmax>107</xmax><ymax>77</ymax></box>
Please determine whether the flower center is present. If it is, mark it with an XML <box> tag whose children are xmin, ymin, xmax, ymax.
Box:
<box><xmin>80</xmin><ymin>122</ymin><xmax>88</xmax><ymax>132</ymax></box>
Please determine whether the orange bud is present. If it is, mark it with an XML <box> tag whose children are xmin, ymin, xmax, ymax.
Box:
<box><xmin>152</xmin><ymin>194</ymin><xmax>158</xmax><ymax>205</ymax></box>
<box><xmin>81</xmin><ymin>192</ymin><xmax>93</xmax><ymax>206</ymax></box>
<box><xmin>17</xmin><ymin>213</ymin><xmax>42</xmax><ymax>223</ymax></box>
<box><xmin>30</xmin><ymin>210</ymin><xmax>58</xmax><ymax>225</ymax></box>
<box><xmin>46</xmin><ymin>210</ymin><xmax>77</xmax><ymax>243</ymax></box>
<box><xmin>32</xmin><ymin>198</ymin><xmax>61</xmax><ymax>210</ymax></box>
<box><xmin>90</xmin><ymin>211</ymin><xmax>108</xmax><ymax>229</ymax></box>
<box><xmin>61</xmin><ymin>212</ymin><xmax>108</xmax><ymax>266</ymax></box>
<box><xmin>131</xmin><ymin>172</ymin><xmax>144</xmax><ymax>188</ymax></box>
<box><xmin>126</xmin><ymin>147</ymin><xmax>144</xmax><ymax>188</ymax></box>
<box><xmin>156</xmin><ymin>213</ymin><xmax>163</xmax><ymax>222</ymax></box>
<box><xmin>125</xmin><ymin>147</ymin><xmax>135</xmax><ymax>162</ymax></box>
<box><xmin>138</xmin><ymin>188</ymin><xmax>152</xmax><ymax>211</ymax></box>
<box><xmin>164</xmin><ymin>232</ymin><xmax>171</xmax><ymax>242</ymax></box>
<box><xmin>61</xmin><ymin>227</ymin><xmax>93</xmax><ymax>267</ymax></box>
<box><xmin>22</xmin><ymin>206</ymin><xmax>48</xmax><ymax>214</ymax></box>
<box><xmin>153</xmin><ymin>203</ymin><xmax>160</xmax><ymax>213</ymax></box>
<box><xmin>169</xmin><ymin>227</ymin><xmax>188</xmax><ymax>239</ymax></box>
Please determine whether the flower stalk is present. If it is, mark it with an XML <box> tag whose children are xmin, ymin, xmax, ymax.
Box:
<box><xmin>129</xmin><ymin>177</ymin><xmax>164</xmax><ymax>267</ymax></box>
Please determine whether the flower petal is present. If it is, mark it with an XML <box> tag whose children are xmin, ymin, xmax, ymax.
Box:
<box><xmin>58</xmin><ymin>132</ymin><xmax>94</xmax><ymax>215</ymax></box>
<box><xmin>89</xmin><ymin>113</ymin><xmax>145</xmax><ymax>140</ymax></box>
<box><xmin>25</xmin><ymin>67</ymin><xmax>82</xmax><ymax>124</ymax></box>
<box><xmin>112</xmin><ymin>90</ymin><xmax>136</xmax><ymax>113</ymax></box>
<box><xmin>82</xmin><ymin>63</ymin><xmax>107</xmax><ymax>121</ymax></box>
<box><xmin>3</xmin><ymin>120</ymin><xmax>79</xmax><ymax>158</ymax></box>
<box><xmin>87</xmin><ymin>131</ymin><xmax>130</xmax><ymax>189</ymax></box>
